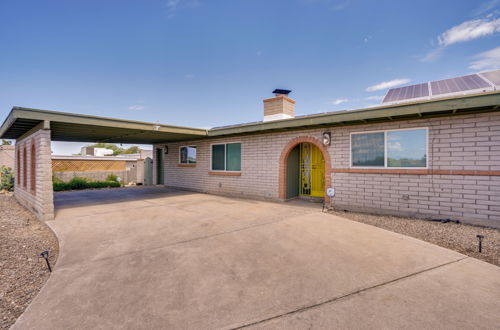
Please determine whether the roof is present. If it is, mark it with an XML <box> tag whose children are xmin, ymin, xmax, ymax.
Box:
<box><xmin>0</xmin><ymin>107</ymin><xmax>208</xmax><ymax>144</ymax></box>
<box><xmin>1</xmin><ymin>91</ymin><xmax>500</xmax><ymax>143</ymax></box>
<box><xmin>208</xmin><ymin>91</ymin><xmax>500</xmax><ymax>137</ymax></box>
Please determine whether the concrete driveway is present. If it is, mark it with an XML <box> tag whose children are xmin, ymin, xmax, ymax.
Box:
<box><xmin>13</xmin><ymin>187</ymin><xmax>500</xmax><ymax>329</ymax></box>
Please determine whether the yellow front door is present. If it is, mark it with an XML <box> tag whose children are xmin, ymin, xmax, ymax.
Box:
<box><xmin>300</xmin><ymin>143</ymin><xmax>325</xmax><ymax>197</ymax></box>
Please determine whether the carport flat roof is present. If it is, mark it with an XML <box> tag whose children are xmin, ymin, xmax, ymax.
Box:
<box><xmin>0</xmin><ymin>107</ymin><xmax>208</xmax><ymax>143</ymax></box>
<box><xmin>1</xmin><ymin>91</ymin><xmax>500</xmax><ymax>143</ymax></box>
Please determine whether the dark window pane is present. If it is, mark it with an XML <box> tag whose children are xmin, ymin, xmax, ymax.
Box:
<box><xmin>187</xmin><ymin>146</ymin><xmax>196</xmax><ymax>164</ymax></box>
<box><xmin>352</xmin><ymin>132</ymin><xmax>385</xmax><ymax>167</ymax></box>
<box><xmin>212</xmin><ymin>144</ymin><xmax>225</xmax><ymax>170</ymax></box>
<box><xmin>387</xmin><ymin>129</ymin><xmax>427</xmax><ymax>167</ymax></box>
<box><xmin>226</xmin><ymin>143</ymin><xmax>241</xmax><ymax>171</ymax></box>
<box><xmin>180</xmin><ymin>147</ymin><xmax>187</xmax><ymax>164</ymax></box>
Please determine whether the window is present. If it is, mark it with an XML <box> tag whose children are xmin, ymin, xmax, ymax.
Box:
<box><xmin>211</xmin><ymin>143</ymin><xmax>241</xmax><ymax>171</ymax></box>
<box><xmin>179</xmin><ymin>146</ymin><xmax>197</xmax><ymax>164</ymax></box>
<box><xmin>351</xmin><ymin>128</ymin><xmax>427</xmax><ymax>168</ymax></box>
<box><xmin>387</xmin><ymin>129</ymin><xmax>427</xmax><ymax>168</ymax></box>
<box><xmin>351</xmin><ymin>132</ymin><xmax>385</xmax><ymax>167</ymax></box>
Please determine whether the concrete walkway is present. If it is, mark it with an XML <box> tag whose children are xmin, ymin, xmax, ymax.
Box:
<box><xmin>13</xmin><ymin>187</ymin><xmax>500</xmax><ymax>329</ymax></box>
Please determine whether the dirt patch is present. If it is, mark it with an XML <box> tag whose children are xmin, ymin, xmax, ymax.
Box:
<box><xmin>0</xmin><ymin>195</ymin><xmax>58</xmax><ymax>330</ymax></box>
<box><xmin>329</xmin><ymin>210</ymin><xmax>500</xmax><ymax>267</ymax></box>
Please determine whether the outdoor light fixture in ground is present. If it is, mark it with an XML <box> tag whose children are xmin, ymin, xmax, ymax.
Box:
<box><xmin>476</xmin><ymin>235</ymin><xmax>484</xmax><ymax>253</ymax></box>
<box><xmin>40</xmin><ymin>251</ymin><xmax>52</xmax><ymax>272</ymax></box>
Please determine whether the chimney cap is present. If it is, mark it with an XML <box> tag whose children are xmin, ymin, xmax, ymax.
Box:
<box><xmin>272</xmin><ymin>89</ymin><xmax>292</xmax><ymax>96</ymax></box>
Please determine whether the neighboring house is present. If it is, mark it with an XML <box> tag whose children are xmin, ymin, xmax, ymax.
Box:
<box><xmin>0</xmin><ymin>145</ymin><xmax>15</xmax><ymax>169</ymax></box>
<box><xmin>1</xmin><ymin>70</ymin><xmax>499</xmax><ymax>228</ymax></box>
<box><xmin>80</xmin><ymin>146</ymin><xmax>114</xmax><ymax>157</ymax></box>
<box><xmin>52</xmin><ymin>152</ymin><xmax>152</xmax><ymax>185</ymax></box>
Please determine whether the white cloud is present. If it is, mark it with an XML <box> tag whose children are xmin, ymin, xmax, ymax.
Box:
<box><xmin>438</xmin><ymin>18</ymin><xmax>500</xmax><ymax>47</ymax></box>
<box><xmin>331</xmin><ymin>98</ymin><xmax>349</xmax><ymax>105</ymax></box>
<box><xmin>473</xmin><ymin>0</ymin><xmax>500</xmax><ymax>16</ymax></box>
<box><xmin>469</xmin><ymin>46</ymin><xmax>500</xmax><ymax>70</ymax></box>
<box><xmin>364</xmin><ymin>95</ymin><xmax>384</xmax><ymax>101</ymax></box>
<box><xmin>421</xmin><ymin>47</ymin><xmax>445</xmax><ymax>63</ymax></box>
<box><xmin>166</xmin><ymin>0</ymin><xmax>180</xmax><ymax>9</ymax></box>
<box><xmin>128</xmin><ymin>105</ymin><xmax>145</xmax><ymax>111</ymax></box>
<box><xmin>166</xmin><ymin>0</ymin><xmax>201</xmax><ymax>17</ymax></box>
<box><xmin>366</xmin><ymin>78</ymin><xmax>410</xmax><ymax>92</ymax></box>
<box><xmin>332</xmin><ymin>1</ymin><xmax>350</xmax><ymax>11</ymax></box>
<box><xmin>388</xmin><ymin>141</ymin><xmax>403</xmax><ymax>152</ymax></box>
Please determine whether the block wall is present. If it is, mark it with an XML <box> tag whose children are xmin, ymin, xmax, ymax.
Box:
<box><xmin>0</xmin><ymin>145</ymin><xmax>15</xmax><ymax>169</ymax></box>
<box><xmin>14</xmin><ymin>128</ymin><xmax>54</xmax><ymax>221</ymax></box>
<box><xmin>156</xmin><ymin>111</ymin><xmax>500</xmax><ymax>228</ymax></box>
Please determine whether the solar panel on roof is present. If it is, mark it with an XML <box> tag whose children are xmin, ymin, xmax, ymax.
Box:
<box><xmin>479</xmin><ymin>69</ymin><xmax>500</xmax><ymax>86</ymax></box>
<box><xmin>430</xmin><ymin>74</ymin><xmax>490</xmax><ymax>96</ymax></box>
<box><xmin>382</xmin><ymin>83</ymin><xmax>429</xmax><ymax>103</ymax></box>
<box><xmin>382</xmin><ymin>70</ymin><xmax>497</xmax><ymax>104</ymax></box>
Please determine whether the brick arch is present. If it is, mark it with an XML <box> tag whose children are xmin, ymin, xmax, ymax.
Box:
<box><xmin>279</xmin><ymin>136</ymin><xmax>332</xmax><ymax>202</ymax></box>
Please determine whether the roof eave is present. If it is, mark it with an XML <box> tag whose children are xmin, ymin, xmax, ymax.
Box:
<box><xmin>208</xmin><ymin>91</ymin><xmax>500</xmax><ymax>137</ymax></box>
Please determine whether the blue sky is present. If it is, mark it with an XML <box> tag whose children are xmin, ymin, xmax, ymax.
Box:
<box><xmin>1</xmin><ymin>0</ymin><xmax>499</xmax><ymax>154</ymax></box>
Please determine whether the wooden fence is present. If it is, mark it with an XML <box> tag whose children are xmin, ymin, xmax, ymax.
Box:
<box><xmin>52</xmin><ymin>159</ymin><xmax>126</xmax><ymax>172</ymax></box>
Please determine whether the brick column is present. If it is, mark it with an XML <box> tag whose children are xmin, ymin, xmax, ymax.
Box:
<box><xmin>14</xmin><ymin>125</ymin><xmax>54</xmax><ymax>221</ymax></box>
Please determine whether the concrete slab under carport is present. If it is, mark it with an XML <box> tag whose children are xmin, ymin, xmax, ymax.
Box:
<box><xmin>12</xmin><ymin>187</ymin><xmax>500</xmax><ymax>329</ymax></box>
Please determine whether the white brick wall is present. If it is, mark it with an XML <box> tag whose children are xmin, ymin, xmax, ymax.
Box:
<box><xmin>14</xmin><ymin>128</ymin><xmax>54</xmax><ymax>221</ymax></box>
<box><xmin>156</xmin><ymin>111</ymin><xmax>500</xmax><ymax>227</ymax></box>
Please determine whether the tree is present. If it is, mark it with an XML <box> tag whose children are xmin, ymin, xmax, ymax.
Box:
<box><xmin>1</xmin><ymin>139</ymin><xmax>12</xmax><ymax>145</ymax></box>
<box><xmin>123</xmin><ymin>146</ymin><xmax>140</xmax><ymax>154</ymax></box>
<box><xmin>86</xmin><ymin>143</ymin><xmax>124</xmax><ymax>156</ymax></box>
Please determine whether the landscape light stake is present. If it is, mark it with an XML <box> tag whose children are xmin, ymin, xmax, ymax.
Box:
<box><xmin>40</xmin><ymin>251</ymin><xmax>52</xmax><ymax>272</ymax></box>
<box><xmin>476</xmin><ymin>235</ymin><xmax>484</xmax><ymax>253</ymax></box>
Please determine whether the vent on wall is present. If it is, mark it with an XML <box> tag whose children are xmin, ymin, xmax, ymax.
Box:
<box><xmin>381</xmin><ymin>69</ymin><xmax>499</xmax><ymax>105</ymax></box>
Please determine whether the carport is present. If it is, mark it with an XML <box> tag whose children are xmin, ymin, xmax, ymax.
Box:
<box><xmin>0</xmin><ymin>106</ymin><xmax>208</xmax><ymax>220</ymax></box>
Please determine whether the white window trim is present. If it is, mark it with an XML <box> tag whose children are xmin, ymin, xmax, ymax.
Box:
<box><xmin>210</xmin><ymin>142</ymin><xmax>242</xmax><ymax>172</ymax></box>
<box><xmin>349</xmin><ymin>127</ymin><xmax>429</xmax><ymax>169</ymax></box>
<box><xmin>179</xmin><ymin>145</ymin><xmax>197</xmax><ymax>164</ymax></box>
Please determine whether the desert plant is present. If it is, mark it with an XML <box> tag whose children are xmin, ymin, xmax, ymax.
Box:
<box><xmin>0</xmin><ymin>166</ymin><xmax>14</xmax><ymax>191</ymax></box>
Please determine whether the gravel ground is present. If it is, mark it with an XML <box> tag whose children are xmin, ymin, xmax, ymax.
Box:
<box><xmin>0</xmin><ymin>195</ymin><xmax>58</xmax><ymax>330</ymax></box>
<box><xmin>329</xmin><ymin>209</ymin><xmax>500</xmax><ymax>267</ymax></box>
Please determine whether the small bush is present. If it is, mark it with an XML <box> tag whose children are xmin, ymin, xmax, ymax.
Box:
<box><xmin>106</xmin><ymin>174</ymin><xmax>119</xmax><ymax>182</ymax></box>
<box><xmin>53</xmin><ymin>177</ymin><xmax>121</xmax><ymax>191</ymax></box>
<box><xmin>53</xmin><ymin>182</ymin><xmax>70</xmax><ymax>191</ymax></box>
<box><xmin>68</xmin><ymin>177</ymin><xmax>89</xmax><ymax>190</ymax></box>
<box><xmin>0</xmin><ymin>166</ymin><xmax>15</xmax><ymax>191</ymax></box>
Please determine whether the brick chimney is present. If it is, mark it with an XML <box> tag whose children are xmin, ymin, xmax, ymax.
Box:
<box><xmin>263</xmin><ymin>89</ymin><xmax>295</xmax><ymax>122</ymax></box>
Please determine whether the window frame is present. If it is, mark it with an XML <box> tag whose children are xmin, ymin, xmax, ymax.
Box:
<box><xmin>349</xmin><ymin>127</ymin><xmax>428</xmax><ymax>169</ymax></box>
<box><xmin>179</xmin><ymin>145</ymin><xmax>197</xmax><ymax>165</ymax></box>
<box><xmin>210</xmin><ymin>142</ymin><xmax>242</xmax><ymax>172</ymax></box>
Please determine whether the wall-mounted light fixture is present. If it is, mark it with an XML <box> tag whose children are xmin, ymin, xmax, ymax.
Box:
<box><xmin>164</xmin><ymin>146</ymin><xmax>169</xmax><ymax>154</ymax></box>
<box><xmin>322</xmin><ymin>131</ymin><xmax>331</xmax><ymax>146</ymax></box>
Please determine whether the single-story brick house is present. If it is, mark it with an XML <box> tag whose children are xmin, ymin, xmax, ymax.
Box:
<box><xmin>1</xmin><ymin>71</ymin><xmax>499</xmax><ymax>228</ymax></box>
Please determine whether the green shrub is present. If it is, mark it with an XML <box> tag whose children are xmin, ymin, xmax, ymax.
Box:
<box><xmin>53</xmin><ymin>177</ymin><xmax>121</xmax><ymax>191</ymax></box>
<box><xmin>0</xmin><ymin>166</ymin><xmax>14</xmax><ymax>191</ymax></box>
<box><xmin>68</xmin><ymin>177</ymin><xmax>89</xmax><ymax>190</ymax></box>
<box><xmin>106</xmin><ymin>174</ymin><xmax>119</xmax><ymax>182</ymax></box>
<box><xmin>53</xmin><ymin>182</ymin><xmax>70</xmax><ymax>191</ymax></box>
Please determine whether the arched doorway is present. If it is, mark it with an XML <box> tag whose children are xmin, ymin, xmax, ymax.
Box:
<box><xmin>279</xmin><ymin>136</ymin><xmax>331</xmax><ymax>201</ymax></box>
